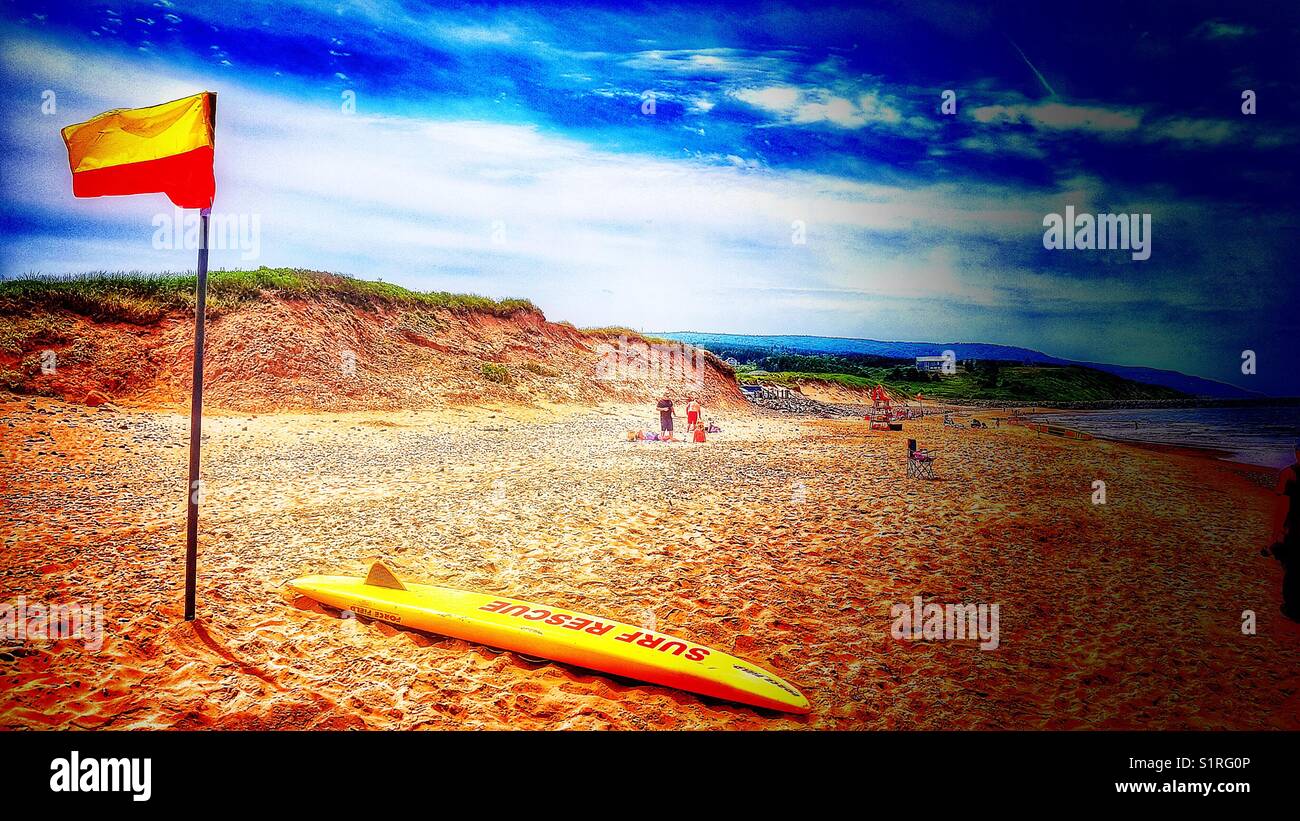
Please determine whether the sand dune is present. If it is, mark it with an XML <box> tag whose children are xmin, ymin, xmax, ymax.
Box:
<box><xmin>1</xmin><ymin>287</ymin><xmax>746</xmax><ymax>413</ymax></box>
<box><xmin>2</xmin><ymin>395</ymin><xmax>1297</xmax><ymax>730</ymax></box>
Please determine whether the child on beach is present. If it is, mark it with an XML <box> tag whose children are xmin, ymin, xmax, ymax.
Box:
<box><xmin>686</xmin><ymin>394</ymin><xmax>702</xmax><ymax>431</ymax></box>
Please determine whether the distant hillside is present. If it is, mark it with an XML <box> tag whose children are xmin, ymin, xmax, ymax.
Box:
<box><xmin>740</xmin><ymin>366</ymin><xmax>1185</xmax><ymax>404</ymax></box>
<box><xmin>0</xmin><ymin>269</ymin><xmax>744</xmax><ymax>412</ymax></box>
<box><xmin>660</xmin><ymin>332</ymin><xmax>1255</xmax><ymax>399</ymax></box>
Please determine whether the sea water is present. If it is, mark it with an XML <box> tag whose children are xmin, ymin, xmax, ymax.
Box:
<box><xmin>1027</xmin><ymin>405</ymin><xmax>1300</xmax><ymax>469</ymax></box>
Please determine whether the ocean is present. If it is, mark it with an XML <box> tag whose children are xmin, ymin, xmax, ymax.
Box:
<box><xmin>1027</xmin><ymin>405</ymin><xmax>1300</xmax><ymax>469</ymax></box>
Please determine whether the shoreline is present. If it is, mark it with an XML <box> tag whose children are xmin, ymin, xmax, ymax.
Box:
<box><xmin>946</xmin><ymin>397</ymin><xmax>1300</xmax><ymax>410</ymax></box>
<box><xmin>1016</xmin><ymin>407</ymin><xmax>1294</xmax><ymax>472</ymax></box>
<box><xmin>955</xmin><ymin>406</ymin><xmax>1283</xmax><ymax>481</ymax></box>
<box><xmin>1094</xmin><ymin>437</ymin><xmax>1281</xmax><ymax>485</ymax></box>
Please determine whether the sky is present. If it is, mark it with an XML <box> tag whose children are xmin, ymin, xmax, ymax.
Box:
<box><xmin>0</xmin><ymin>1</ymin><xmax>1297</xmax><ymax>394</ymax></box>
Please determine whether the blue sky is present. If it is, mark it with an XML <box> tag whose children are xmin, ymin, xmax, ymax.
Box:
<box><xmin>1</xmin><ymin>1</ymin><xmax>1297</xmax><ymax>394</ymax></box>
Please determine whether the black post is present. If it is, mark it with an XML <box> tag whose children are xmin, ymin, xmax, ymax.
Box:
<box><xmin>184</xmin><ymin>208</ymin><xmax>210</xmax><ymax>621</ymax></box>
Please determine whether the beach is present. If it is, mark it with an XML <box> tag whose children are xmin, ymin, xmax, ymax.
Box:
<box><xmin>2</xmin><ymin>394</ymin><xmax>1297</xmax><ymax>730</ymax></box>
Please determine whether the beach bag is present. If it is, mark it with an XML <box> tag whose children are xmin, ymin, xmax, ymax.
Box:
<box><xmin>693</xmin><ymin>427</ymin><xmax>706</xmax><ymax>442</ymax></box>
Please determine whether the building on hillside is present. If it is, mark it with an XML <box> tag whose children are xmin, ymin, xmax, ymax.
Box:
<box><xmin>914</xmin><ymin>355</ymin><xmax>953</xmax><ymax>373</ymax></box>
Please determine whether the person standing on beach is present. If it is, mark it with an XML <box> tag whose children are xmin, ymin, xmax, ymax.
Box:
<box><xmin>1268</xmin><ymin>443</ymin><xmax>1300</xmax><ymax>623</ymax></box>
<box><xmin>657</xmin><ymin>393</ymin><xmax>676</xmax><ymax>438</ymax></box>
<box><xmin>686</xmin><ymin>394</ymin><xmax>702</xmax><ymax>432</ymax></box>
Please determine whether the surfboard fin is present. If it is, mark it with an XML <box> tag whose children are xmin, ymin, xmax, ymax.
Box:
<box><xmin>364</xmin><ymin>562</ymin><xmax>407</xmax><ymax>591</ymax></box>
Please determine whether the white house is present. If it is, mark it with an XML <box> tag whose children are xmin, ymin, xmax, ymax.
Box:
<box><xmin>914</xmin><ymin>355</ymin><xmax>952</xmax><ymax>372</ymax></box>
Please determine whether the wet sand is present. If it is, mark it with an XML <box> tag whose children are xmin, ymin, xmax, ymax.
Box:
<box><xmin>2</xmin><ymin>395</ymin><xmax>1297</xmax><ymax>730</ymax></box>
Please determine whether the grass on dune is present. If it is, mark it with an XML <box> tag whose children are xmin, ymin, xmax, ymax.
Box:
<box><xmin>0</xmin><ymin>268</ymin><xmax>538</xmax><ymax>323</ymax></box>
<box><xmin>577</xmin><ymin>326</ymin><xmax>675</xmax><ymax>346</ymax></box>
<box><xmin>739</xmin><ymin>371</ymin><xmax>877</xmax><ymax>390</ymax></box>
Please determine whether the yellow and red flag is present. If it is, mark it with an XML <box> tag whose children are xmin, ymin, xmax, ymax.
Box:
<box><xmin>61</xmin><ymin>91</ymin><xmax>216</xmax><ymax>209</ymax></box>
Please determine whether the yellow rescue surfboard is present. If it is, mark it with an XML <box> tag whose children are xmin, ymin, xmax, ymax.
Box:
<box><xmin>290</xmin><ymin>562</ymin><xmax>809</xmax><ymax>714</ymax></box>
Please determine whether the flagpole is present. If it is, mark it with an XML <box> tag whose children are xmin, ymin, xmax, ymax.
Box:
<box><xmin>184</xmin><ymin>207</ymin><xmax>210</xmax><ymax>621</ymax></box>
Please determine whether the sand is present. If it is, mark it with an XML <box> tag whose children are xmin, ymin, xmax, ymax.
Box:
<box><xmin>2</xmin><ymin>394</ymin><xmax>1297</xmax><ymax>730</ymax></box>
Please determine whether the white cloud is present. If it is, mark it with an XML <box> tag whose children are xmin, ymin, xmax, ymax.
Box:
<box><xmin>0</xmin><ymin>31</ymin><xmax>1227</xmax><ymax>348</ymax></box>
<box><xmin>795</xmin><ymin>97</ymin><xmax>862</xmax><ymax>127</ymax></box>
<box><xmin>438</xmin><ymin>24</ymin><xmax>516</xmax><ymax>44</ymax></box>
<box><xmin>1192</xmin><ymin>19</ymin><xmax>1255</xmax><ymax>40</ymax></box>
<box><xmin>735</xmin><ymin>84</ymin><xmax>801</xmax><ymax>112</ymax></box>
<box><xmin>1141</xmin><ymin>117</ymin><xmax>1237</xmax><ymax>145</ymax></box>
<box><xmin>732</xmin><ymin>84</ymin><xmax>904</xmax><ymax>130</ymax></box>
<box><xmin>968</xmin><ymin>96</ymin><xmax>1289</xmax><ymax>149</ymax></box>
<box><xmin>970</xmin><ymin>101</ymin><xmax>1141</xmax><ymax>133</ymax></box>
<box><xmin>620</xmin><ymin>48</ymin><xmax>792</xmax><ymax>80</ymax></box>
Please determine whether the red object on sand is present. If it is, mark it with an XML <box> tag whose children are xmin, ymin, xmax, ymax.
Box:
<box><xmin>693</xmin><ymin>427</ymin><xmax>706</xmax><ymax>442</ymax></box>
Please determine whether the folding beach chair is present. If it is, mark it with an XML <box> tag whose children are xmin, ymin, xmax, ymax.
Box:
<box><xmin>906</xmin><ymin>438</ymin><xmax>937</xmax><ymax>479</ymax></box>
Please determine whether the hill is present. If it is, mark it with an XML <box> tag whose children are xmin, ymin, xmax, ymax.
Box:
<box><xmin>738</xmin><ymin>366</ymin><xmax>1185</xmax><ymax>404</ymax></box>
<box><xmin>660</xmin><ymin>332</ymin><xmax>1255</xmax><ymax>399</ymax></box>
<box><xmin>0</xmin><ymin>269</ymin><xmax>743</xmax><ymax>412</ymax></box>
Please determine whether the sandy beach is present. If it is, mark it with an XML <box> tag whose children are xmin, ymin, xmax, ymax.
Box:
<box><xmin>2</xmin><ymin>393</ymin><xmax>1297</xmax><ymax>730</ymax></box>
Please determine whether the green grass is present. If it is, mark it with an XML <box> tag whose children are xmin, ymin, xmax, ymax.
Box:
<box><xmin>579</xmin><ymin>326</ymin><xmax>675</xmax><ymax>346</ymax></box>
<box><xmin>740</xmin><ymin>371</ymin><xmax>877</xmax><ymax>390</ymax></box>
<box><xmin>0</xmin><ymin>367</ymin><xmax>27</xmax><ymax>392</ymax></box>
<box><xmin>0</xmin><ymin>313</ymin><xmax>73</xmax><ymax>355</ymax></box>
<box><xmin>480</xmin><ymin>362</ymin><xmax>512</xmax><ymax>384</ymax></box>
<box><xmin>0</xmin><ymin>268</ymin><xmax>538</xmax><ymax>323</ymax></box>
<box><xmin>742</xmin><ymin>366</ymin><xmax>1185</xmax><ymax>402</ymax></box>
<box><xmin>521</xmin><ymin>361</ymin><xmax>559</xmax><ymax>377</ymax></box>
